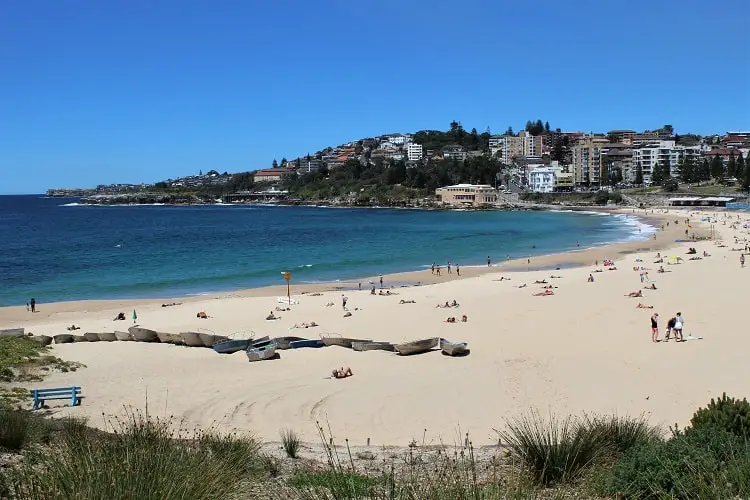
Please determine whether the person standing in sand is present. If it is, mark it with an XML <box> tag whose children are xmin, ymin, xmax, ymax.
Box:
<box><xmin>741</xmin><ymin>254</ymin><xmax>745</xmax><ymax>268</ymax></box>
<box><xmin>30</xmin><ymin>298</ymin><xmax>36</xmax><ymax>313</ymax></box>
<box><xmin>651</xmin><ymin>313</ymin><xmax>659</xmax><ymax>343</ymax></box>
<box><xmin>447</xmin><ymin>261</ymin><xmax>452</xmax><ymax>274</ymax></box>
<box><xmin>456</xmin><ymin>263</ymin><xmax>460</xmax><ymax>276</ymax></box>
<box><xmin>379</xmin><ymin>275</ymin><xmax>383</xmax><ymax>288</ymax></box>
<box><xmin>673</xmin><ymin>312</ymin><xmax>684</xmax><ymax>341</ymax></box>
<box><xmin>342</xmin><ymin>294</ymin><xmax>348</xmax><ymax>310</ymax></box>
<box><xmin>487</xmin><ymin>256</ymin><xmax>491</xmax><ymax>266</ymax></box>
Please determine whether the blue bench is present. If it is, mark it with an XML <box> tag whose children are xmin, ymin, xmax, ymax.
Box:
<box><xmin>31</xmin><ymin>386</ymin><xmax>82</xmax><ymax>410</ymax></box>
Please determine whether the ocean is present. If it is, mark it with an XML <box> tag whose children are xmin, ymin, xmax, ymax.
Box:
<box><xmin>0</xmin><ymin>195</ymin><xmax>655</xmax><ymax>306</ymax></box>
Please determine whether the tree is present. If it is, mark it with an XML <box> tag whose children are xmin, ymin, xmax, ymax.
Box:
<box><xmin>635</xmin><ymin>164</ymin><xmax>644</xmax><ymax>186</ymax></box>
<box><xmin>661</xmin><ymin>156</ymin><xmax>672</xmax><ymax>182</ymax></box>
<box><xmin>272</xmin><ymin>159</ymin><xmax>278</xmax><ymax>168</ymax></box>
<box><xmin>735</xmin><ymin>153</ymin><xmax>750</xmax><ymax>189</ymax></box>
<box><xmin>505</xmin><ymin>126</ymin><xmax>514</xmax><ymax>136</ymax></box>
<box><xmin>544</xmin><ymin>121</ymin><xmax>550</xmax><ymax>134</ymax></box>
<box><xmin>679</xmin><ymin>156</ymin><xmax>694</xmax><ymax>184</ymax></box>
<box><xmin>698</xmin><ymin>158</ymin><xmax>711</xmax><ymax>182</ymax></box>
<box><xmin>726</xmin><ymin>152</ymin><xmax>736</xmax><ymax>179</ymax></box>
<box><xmin>280</xmin><ymin>157</ymin><xmax>288</xmax><ymax>167</ymax></box>
<box><xmin>710</xmin><ymin>155</ymin><xmax>724</xmax><ymax>180</ymax></box>
<box><xmin>606</xmin><ymin>132</ymin><xmax>619</xmax><ymax>143</ymax></box>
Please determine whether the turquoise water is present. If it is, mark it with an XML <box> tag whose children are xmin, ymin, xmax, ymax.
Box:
<box><xmin>0</xmin><ymin>195</ymin><xmax>655</xmax><ymax>306</ymax></box>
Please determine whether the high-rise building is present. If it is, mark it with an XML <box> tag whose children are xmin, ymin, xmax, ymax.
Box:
<box><xmin>407</xmin><ymin>143</ymin><xmax>423</xmax><ymax>161</ymax></box>
<box><xmin>571</xmin><ymin>135</ymin><xmax>608</xmax><ymax>185</ymax></box>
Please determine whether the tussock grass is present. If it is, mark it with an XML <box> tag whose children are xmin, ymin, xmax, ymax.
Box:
<box><xmin>498</xmin><ymin>411</ymin><xmax>606</xmax><ymax>486</ymax></box>
<box><xmin>281</xmin><ymin>428</ymin><xmax>301</xmax><ymax>458</ymax></box>
<box><xmin>6</xmin><ymin>409</ymin><xmax>264</xmax><ymax>500</ymax></box>
<box><xmin>583</xmin><ymin>413</ymin><xmax>662</xmax><ymax>453</ymax></box>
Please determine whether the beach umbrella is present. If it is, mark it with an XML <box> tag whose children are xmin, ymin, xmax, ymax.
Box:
<box><xmin>132</xmin><ymin>309</ymin><xmax>137</xmax><ymax>324</ymax></box>
<box><xmin>666</xmin><ymin>256</ymin><xmax>680</xmax><ymax>265</ymax></box>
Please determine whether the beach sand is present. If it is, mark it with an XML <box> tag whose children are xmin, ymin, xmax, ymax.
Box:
<box><xmin>2</xmin><ymin>209</ymin><xmax>749</xmax><ymax>447</ymax></box>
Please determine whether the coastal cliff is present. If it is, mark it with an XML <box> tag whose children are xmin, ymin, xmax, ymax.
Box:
<box><xmin>46</xmin><ymin>188</ymin><xmax>96</xmax><ymax>197</ymax></box>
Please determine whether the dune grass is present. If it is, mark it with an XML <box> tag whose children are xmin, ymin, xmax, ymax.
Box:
<box><xmin>281</xmin><ymin>428</ymin><xmax>301</xmax><ymax>458</ymax></box>
<box><xmin>6</xmin><ymin>409</ymin><xmax>265</xmax><ymax>500</ymax></box>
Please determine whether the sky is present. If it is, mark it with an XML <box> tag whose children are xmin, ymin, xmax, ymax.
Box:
<box><xmin>1</xmin><ymin>1</ymin><xmax>749</xmax><ymax>194</ymax></box>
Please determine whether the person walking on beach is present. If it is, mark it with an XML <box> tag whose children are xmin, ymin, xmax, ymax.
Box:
<box><xmin>456</xmin><ymin>263</ymin><xmax>460</xmax><ymax>276</ymax></box>
<box><xmin>30</xmin><ymin>298</ymin><xmax>36</xmax><ymax>313</ymax></box>
<box><xmin>431</xmin><ymin>262</ymin><xmax>435</xmax><ymax>275</ymax></box>
<box><xmin>741</xmin><ymin>254</ymin><xmax>745</xmax><ymax>268</ymax></box>
<box><xmin>379</xmin><ymin>275</ymin><xmax>383</xmax><ymax>288</ymax></box>
<box><xmin>436</xmin><ymin>265</ymin><xmax>441</xmax><ymax>276</ymax></box>
<box><xmin>447</xmin><ymin>261</ymin><xmax>452</xmax><ymax>274</ymax></box>
<box><xmin>673</xmin><ymin>312</ymin><xmax>684</xmax><ymax>341</ymax></box>
<box><xmin>487</xmin><ymin>256</ymin><xmax>491</xmax><ymax>267</ymax></box>
<box><xmin>650</xmin><ymin>313</ymin><xmax>659</xmax><ymax>343</ymax></box>
<box><xmin>341</xmin><ymin>294</ymin><xmax>348</xmax><ymax>310</ymax></box>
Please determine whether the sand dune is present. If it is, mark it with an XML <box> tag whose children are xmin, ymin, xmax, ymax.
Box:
<box><xmin>2</xmin><ymin>209</ymin><xmax>749</xmax><ymax>446</ymax></box>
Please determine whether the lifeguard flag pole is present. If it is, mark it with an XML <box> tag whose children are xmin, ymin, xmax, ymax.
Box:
<box><xmin>132</xmin><ymin>309</ymin><xmax>137</xmax><ymax>324</ymax></box>
<box><xmin>281</xmin><ymin>272</ymin><xmax>291</xmax><ymax>304</ymax></box>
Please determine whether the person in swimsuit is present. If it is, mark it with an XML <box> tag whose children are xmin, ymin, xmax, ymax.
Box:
<box><xmin>651</xmin><ymin>313</ymin><xmax>659</xmax><ymax>342</ymax></box>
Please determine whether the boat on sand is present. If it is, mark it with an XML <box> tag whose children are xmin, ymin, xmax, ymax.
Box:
<box><xmin>97</xmin><ymin>332</ymin><xmax>117</xmax><ymax>342</ymax></box>
<box><xmin>53</xmin><ymin>334</ymin><xmax>74</xmax><ymax>344</ymax></box>
<box><xmin>272</xmin><ymin>336</ymin><xmax>307</xmax><ymax>350</ymax></box>
<box><xmin>439</xmin><ymin>338</ymin><xmax>469</xmax><ymax>356</ymax></box>
<box><xmin>394</xmin><ymin>338</ymin><xmax>439</xmax><ymax>356</ymax></box>
<box><xmin>290</xmin><ymin>339</ymin><xmax>325</xmax><ymax>349</ymax></box>
<box><xmin>129</xmin><ymin>327</ymin><xmax>158</xmax><ymax>342</ymax></box>
<box><xmin>114</xmin><ymin>331</ymin><xmax>133</xmax><ymax>341</ymax></box>
<box><xmin>180</xmin><ymin>331</ymin><xmax>204</xmax><ymax>347</ymax></box>
<box><xmin>321</xmin><ymin>333</ymin><xmax>371</xmax><ymax>348</ymax></box>
<box><xmin>351</xmin><ymin>341</ymin><xmax>395</xmax><ymax>352</ymax></box>
<box><xmin>246</xmin><ymin>341</ymin><xmax>277</xmax><ymax>362</ymax></box>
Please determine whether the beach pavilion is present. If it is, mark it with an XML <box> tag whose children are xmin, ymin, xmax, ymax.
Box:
<box><xmin>669</xmin><ymin>196</ymin><xmax>736</xmax><ymax>207</ymax></box>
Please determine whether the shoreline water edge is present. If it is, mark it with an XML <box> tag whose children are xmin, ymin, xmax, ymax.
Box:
<box><xmin>3</xmin><ymin>206</ymin><xmax>749</xmax><ymax>448</ymax></box>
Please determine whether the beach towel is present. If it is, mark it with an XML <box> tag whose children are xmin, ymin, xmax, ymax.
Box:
<box><xmin>277</xmin><ymin>296</ymin><xmax>300</xmax><ymax>305</ymax></box>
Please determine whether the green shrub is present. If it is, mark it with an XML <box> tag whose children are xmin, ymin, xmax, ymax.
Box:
<box><xmin>604</xmin><ymin>426</ymin><xmax>750</xmax><ymax>498</ymax></box>
<box><xmin>289</xmin><ymin>470</ymin><xmax>377</xmax><ymax>497</ymax></box>
<box><xmin>6</xmin><ymin>411</ymin><xmax>264</xmax><ymax>500</ymax></box>
<box><xmin>0</xmin><ymin>409</ymin><xmax>32</xmax><ymax>451</ymax></box>
<box><xmin>690</xmin><ymin>392</ymin><xmax>750</xmax><ymax>438</ymax></box>
<box><xmin>498</xmin><ymin>411</ymin><xmax>606</xmax><ymax>486</ymax></box>
<box><xmin>280</xmin><ymin>428</ymin><xmax>301</xmax><ymax>459</ymax></box>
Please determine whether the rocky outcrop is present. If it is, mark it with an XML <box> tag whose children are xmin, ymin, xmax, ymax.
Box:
<box><xmin>46</xmin><ymin>188</ymin><xmax>96</xmax><ymax>197</ymax></box>
<box><xmin>79</xmin><ymin>193</ymin><xmax>205</xmax><ymax>205</ymax></box>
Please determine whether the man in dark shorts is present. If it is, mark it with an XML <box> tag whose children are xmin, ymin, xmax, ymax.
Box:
<box><xmin>651</xmin><ymin>313</ymin><xmax>659</xmax><ymax>342</ymax></box>
<box><xmin>664</xmin><ymin>316</ymin><xmax>677</xmax><ymax>341</ymax></box>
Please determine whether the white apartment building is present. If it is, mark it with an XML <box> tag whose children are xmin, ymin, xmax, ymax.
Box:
<box><xmin>386</xmin><ymin>134</ymin><xmax>407</xmax><ymax>145</ymax></box>
<box><xmin>631</xmin><ymin>141</ymin><xmax>706</xmax><ymax>184</ymax></box>
<box><xmin>527</xmin><ymin>166</ymin><xmax>557</xmax><ymax>193</ymax></box>
<box><xmin>407</xmin><ymin>143</ymin><xmax>423</xmax><ymax>161</ymax></box>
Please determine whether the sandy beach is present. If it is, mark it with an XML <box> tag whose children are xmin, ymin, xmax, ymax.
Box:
<box><xmin>2</xmin><ymin>208</ymin><xmax>749</xmax><ymax>447</ymax></box>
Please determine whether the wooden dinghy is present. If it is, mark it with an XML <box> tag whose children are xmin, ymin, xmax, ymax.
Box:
<box><xmin>351</xmin><ymin>341</ymin><xmax>395</xmax><ymax>352</ymax></box>
<box><xmin>129</xmin><ymin>327</ymin><xmax>158</xmax><ymax>342</ymax></box>
<box><xmin>320</xmin><ymin>333</ymin><xmax>371</xmax><ymax>348</ymax></box>
<box><xmin>394</xmin><ymin>337</ymin><xmax>439</xmax><ymax>356</ymax></box>
<box><xmin>166</xmin><ymin>333</ymin><xmax>184</xmax><ymax>345</ymax></box>
<box><xmin>97</xmin><ymin>332</ymin><xmax>118</xmax><ymax>342</ymax></box>
<box><xmin>272</xmin><ymin>336</ymin><xmax>307</xmax><ymax>350</ymax></box>
<box><xmin>71</xmin><ymin>335</ymin><xmax>87</xmax><ymax>342</ymax></box>
<box><xmin>289</xmin><ymin>339</ymin><xmax>325</xmax><ymax>349</ymax></box>
<box><xmin>53</xmin><ymin>334</ymin><xmax>74</xmax><ymax>344</ymax></box>
<box><xmin>114</xmin><ymin>331</ymin><xmax>134</xmax><ymax>341</ymax></box>
<box><xmin>213</xmin><ymin>338</ymin><xmax>251</xmax><ymax>354</ymax></box>
<box><xmin>246</xmin><ymin>341</ymin><xmax>277</xmax><ymax>362</ymax></box>
<box><xmin>31</xmin><ymin>335</ymin><xmax>53</xmax><ymax>346</ymax></box>
<box><xmin>156</xmin><ymin>332</ymin><xmax>172</xmax><ymax>344</ymax></box>
<box><xmin>439</xmin><ymin>338</ymin><xmax>469</xmax><ymax>356</ymax></box>
<box><xmin>83</xmin><ymin>332</ymin><xmax>100</xmax><ymax>342</ymax></box>
<box><xmin>180</xmin><ymin>331</ymin><xmax>204</xmax><ymax>347</ymax></box>
<box><xmin>198</xmin><ymin>332</ymin><xmax>228</xmax><ymax>348</ymax></box>
<box><xmin>0</xmin><ymin>328</ymin><xmax>25</xmax><ymax>337</ymax></box>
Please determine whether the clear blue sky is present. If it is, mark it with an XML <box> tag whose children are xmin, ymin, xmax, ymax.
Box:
<box><xmin>1</xmin><ymin>1</ymin><xmax>748</xmax><ymax>194</ymax></box>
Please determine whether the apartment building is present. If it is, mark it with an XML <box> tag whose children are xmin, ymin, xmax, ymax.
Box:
<box><xmin>407</xmin><ymin>143</ymin><xmax>423</xmax><ymax>161</ymax></box>
<box><xmin>631</xmin><ymin>141</ymin><xmax>706</xmax><ymax>184</ymax></box>
<box><xmin>600</xmin><ymin>143</ymin><xmax>633</xmax><ymax>182</ymax></box>
<box><xmin>489</xmin><ymin>131</ymin><xmax>542</xmax><ymax>163</ymax></box>
<box><xmin>571</xmin><ymin>135</ymin><xmax>608</xmax><ymax>185</ymax></box>
<box><xmin>443</xmin><ymin>145</ymin><xmax>468</xmax><ymax>161</ymax></box>
<box><xmin>435</xmin><ymin>184</ymin><xmax>498</xmax><ymax>206</ymax></box>
<box><xmin>527</xmin><ymin>166</ymin><xmax>557</xmax><ymax>193</ymax></box>
<box><xmin>297</xmin><ymin>159</ymin><xmax>325</xmax><ymax>174</ymax></box>
<box><xmin>607</xmin><ymin>130</ymin><xmax>636</xmax><ymax>144</ymax></box>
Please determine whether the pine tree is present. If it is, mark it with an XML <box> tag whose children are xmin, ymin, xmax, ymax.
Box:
<box><xmin>737</xmin><ymin>153</ymin><xmax>747</xmax><ymax>187</ymax></box>
<box><xmin>699</xmin><ymin>158</ymin><xmax>711</xmax><ymax>182</ymax></box>
<box><xmin>727</xmin><ymin>152</ymin><xmax>737</xmax><ymax>179</ymax></box>
<box><xmin>710</xmin><ymin>155</ymin><xmax>724</xmax><ymax>180</ymax></box>
<box><xmin>272</xmin><ymin>159</ymin><xmax>278</xmax><ymax>168</ymax></box>
<box><xmin>544</xmin><ymin>121</ymin><xmax>551</xmax><ymax>134</ymax></box>
<box><xmin>679</xmin><ymin>157</ymin><xmax>693</xmax><ymax>183</ymax></box>
<box><xmin>742</xmin><ymin>153</ymin><xmax>750</xmax><ymax>190</ymax></box>
<box><xmin>651</xmin><ymin>163</ymin><xmax>664</xmax><ymax>186</ymax></box>
<box><xmin>635</xmin><ymin>164</ymin><xmax>644</xmax><ymax>185</ymax></box>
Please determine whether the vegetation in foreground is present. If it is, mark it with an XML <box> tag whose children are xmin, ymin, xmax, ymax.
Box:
<box><xmin>1</xmin><ymin>394</ymin><xmax>750</xmax><ymax>498</ymax></box>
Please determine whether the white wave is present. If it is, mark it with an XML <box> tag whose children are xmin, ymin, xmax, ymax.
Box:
<box><xmin>60</xmin><ymin>202</ymin><xmax>81</xmax><ymax>207</ymax></box>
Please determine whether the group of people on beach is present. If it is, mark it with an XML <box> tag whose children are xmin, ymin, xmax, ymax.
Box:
<box><xmin>650</xmin><ymin>312</ymin><xmax>685</xmax><ymax>343</ymax></box>
<box><xmin>431</xmin><ymin>261</ymin><xmax>460</xmax><ymax>276</ymax></box>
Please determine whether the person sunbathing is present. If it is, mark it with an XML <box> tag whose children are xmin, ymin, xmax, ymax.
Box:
<box><xmin>332</xmin><ymin>367</ymin><xmax>353</xmax><ymax>379</ymax></box>
<box><xmin>275</xmin><ymin>306</ymin><xmax>290</xmax><ymax>312</ymax></box>
<box><xmin>516</xmin><ymin>283</ymin><xmax>528</xmax><ymax>288</ymax></box>
<box><xmin>292</xmin><ymin>321</ymin><xmax>318</xmax><ymax>329</ymax></box>
<box><xmin>451</xmin><ymin>300</ymin><xmax>459</xmax><ymax>307</ymax></box>
<box><xmin>657</xmin><ymin>266</ymin><xmax>665</xmax><ymax>273</ymax></box>
<box><xmin>113</xmin><ymin>312</ymin><xmax>126</xmax><ymax>321</ymax></box>
<box><xmin>197</xmin><ymin>311</ymin><xmax>209</xmax><ymax>319</ymax></box>
<box><xmin>461</xmin><ymin>315</ymin><xmax>468</xmax><ymax>322</ymax></box>
<box><xmin>636</xmin><ymin>303</ymin><xmax>654</xmax><ymax>309</ymax></box>
<box><xmin>625</xmin><ymin>291</ymin><xmax>643</xmax><ymax>297</ymax></box>
<box><xmin>265</xmin><ymin>311</ymin><xmax>278</xmax><ymax>320</ymax></box>
<box><xmin>607</xmin><ymin>266</ymin><xmax>618</xmax><ymax>271</ymax></box>
<box><xmin>325</xmin><ymin>302</ymin><xmax>334</xmax><ymax>307</ymax></box>
<box><xmin>532</xmin><ymin>289</ymin><xmax>554</xmax><ymax>296</ymax></box>
<box><xmin>445</xmin><ymin>316</ymin><xmax>457</xmax><ymax>323</ymax></box>
<box><xmin>533</xmin><ymin>280</ymin><xmax>548</xmax><ymax>284</ymax></box>
<box><xmin>644</xmin><ymin>283</ymin><xmax>657</xmax><ymax>290</ymax></box>
<box><xmin>592</xmin><ymin>269</ymin><xmax>603</xmax><ymax>273</ymax></box>
<box><xmin>542</xmin><ymin>285</ymin><xmax>558</xmax><ymax>289</ymax></box>
<box><xmin>689</xmin><ymin>256</ymin><xmax>702</xmax><ymax>260</ymax></box>
<box><xmin>587</xmin><ymin>274</ymin><xmax>595</xmax><ymax>282</ymax></box>
<box><xmin>550</xmin><ymin>275</ymin><xmax>562</xmax><ymax>279</ymax></box>
<box><xmin>66</xmin><ymin>324</ymin><xmax>80</xmax><ymax>331</ymax></box>
<box><xmin>436</xmin><ymin>302</ymin><xmax>450</xmax><ymax>308</ymax></box>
